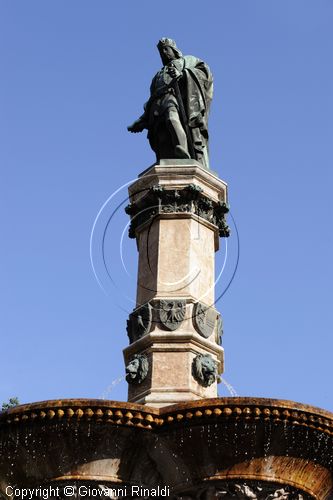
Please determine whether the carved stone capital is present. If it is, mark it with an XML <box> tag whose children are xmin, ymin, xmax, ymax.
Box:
<box><xmin>125</xmin><ymin>184</ymin><xmax>230</xmax><ymax>239</ymax></box>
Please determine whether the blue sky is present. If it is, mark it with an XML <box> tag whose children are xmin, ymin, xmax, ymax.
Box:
<box><xmin>1</xmin><ymin>1</ymin><xmax>332</xmax><ymax>410</ymax></box>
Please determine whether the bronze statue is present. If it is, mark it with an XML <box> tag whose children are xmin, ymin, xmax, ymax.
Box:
<box><xmin>128</xmin><ymin>38</ymin><xmax>213</xmax><ymax>169</ymax></box>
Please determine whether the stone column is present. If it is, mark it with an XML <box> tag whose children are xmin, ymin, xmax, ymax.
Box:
<box><xmin>123</xmin><ymin>160</ymin><xmax>229</xmax><ymax>407</ymax></box>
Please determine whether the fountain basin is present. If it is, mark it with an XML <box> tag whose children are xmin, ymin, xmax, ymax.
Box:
<box><xmin>1</xmin><ymin>398</ymin><xmax>332</xmax><ymax>498</ymax></box>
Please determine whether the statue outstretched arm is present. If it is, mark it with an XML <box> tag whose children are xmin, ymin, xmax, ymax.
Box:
<box><xmin>127</xmin><ymin>115</ymin><xmax>147</xmax><ymax>133</ymax></box>
<box><xmin>128</xmin><ymin>74</ymin><xmax>159</xmax><ymax>133</ymax></box>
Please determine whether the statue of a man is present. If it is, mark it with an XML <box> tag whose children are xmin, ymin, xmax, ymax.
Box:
<box><xmin>128</xmin><ymin>38</ymin><xmax>213</xmax><ymax>169</ymax></box>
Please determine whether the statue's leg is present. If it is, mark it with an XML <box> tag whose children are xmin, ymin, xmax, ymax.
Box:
<box><xmin>165</xmin><ymin>107</ymin><xmax>189</xmax><ymax>158</ymax></box>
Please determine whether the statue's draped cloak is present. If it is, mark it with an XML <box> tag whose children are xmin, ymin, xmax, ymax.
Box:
<box><xmin>143</xmin><ymin>55</ymin><xmax>213</xmax><ymax>168</ymax></box>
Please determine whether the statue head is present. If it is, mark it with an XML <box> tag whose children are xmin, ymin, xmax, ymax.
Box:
<box><xmin>125</xmin><ymin>354</ymin><xmax>149</xmax><ymax>385</ymax></box>
<box><xmin>157</xmin><ymin>38</ymin><xmax>182</xmax><ymax>65</ymax></box>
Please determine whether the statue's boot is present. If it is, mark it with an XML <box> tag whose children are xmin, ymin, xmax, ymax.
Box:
<box><xmin>175</xmin><ymin>145</ymin><xmax>190</xmax><ymax>159</ymax></box>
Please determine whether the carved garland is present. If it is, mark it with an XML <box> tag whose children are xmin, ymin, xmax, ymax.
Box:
<box><xmin>125</xmin><ymin>184</ymin><xmax>230</xmax><ymax>239</ymax></box>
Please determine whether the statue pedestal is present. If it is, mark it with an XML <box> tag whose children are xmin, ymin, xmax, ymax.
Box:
<box><xmin>124</xmin><ymin>161</ymin><xmax>229</xmax><ymax>407</ymax></box>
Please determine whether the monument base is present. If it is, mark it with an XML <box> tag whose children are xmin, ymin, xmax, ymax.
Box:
<box><xmin>124</xmin><ymin>329</ymin><xmax>224</xmax><ymax>407</ymax></box>
<box><xmin>124</xmin><ymin>162</ymin><xmax>228</xmax><ymax>406</ymax></box>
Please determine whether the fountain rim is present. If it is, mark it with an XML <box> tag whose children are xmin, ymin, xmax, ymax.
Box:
<box><xmin>1</xmin><ymin>397</ymin><xmax>333</xmax><ymax>431</ymax></box>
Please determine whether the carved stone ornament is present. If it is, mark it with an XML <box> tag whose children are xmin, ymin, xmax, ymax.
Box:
<box><xmin>126</xmin><ymin>302</ymin><xmax>152</xmax><ymax>344</ymax></box>
<box><xmin>125</xmin><ymin>184</ymin><xmax>230</xmax><ymax>239</ymax></box>
<box><xmin>125</xmin><ymin>354</ymin><xmax>149</xmax><ymax>385</ymax></box>
<box><xmin>216</xmin><ymin>313</ymin><xmax>223</xmax><ymax>345</ymax></box>
<box><xmin>159</xmin><ymin>299</ymin><xmax>186</xmax><ymax>331</ymax></box>
<box><xmin>193</xmin><ymin>302</ymin><xmax>218</xmax><ymax>339</ymax></box>
<box><xmin>192</xmin><ymin>353</ymin><xmax>217</xmax><ymax>387</ymax></box>
<box><xmin>177</xmin><ymin>482</ymin><xmax>310</xmax><ymax>500</ymax></box>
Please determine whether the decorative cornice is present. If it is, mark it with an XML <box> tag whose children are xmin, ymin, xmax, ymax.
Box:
<box><xmin>2</xmin><ymin>398</ymin><xmax>333</xmax><ymax>436</ymax></box>
<box><xmin>0</xmin><ymin>400</ymin><xmax>161</xmax><ymax>429</ymax></box>
<box><xmin>160</xmin><ymin>400</ymin><xmax>333</xmax><ymax>436</ymax></box>
<box><xmin>135</xmin><ymin>162</ymin><xmax>228</xmax><ymax>197</ymax></box>
<box><xmin>125</xmin><ymin>184</ymin><xmax>230</xmax><ymax>239</ymax></box>
<box><xmin>123</xmin><ymin>330</ymin><xmax>224</xmax><ymax>361</ymax></box>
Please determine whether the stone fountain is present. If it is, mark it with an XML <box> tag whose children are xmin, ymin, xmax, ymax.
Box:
<box><xmin>1</xmin><ymin>39</ymin><xmax>332</xmax><ymax>499</ymax></box>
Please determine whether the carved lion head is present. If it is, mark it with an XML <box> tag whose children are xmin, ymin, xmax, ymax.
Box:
<box><xmin>192</xmin><ymin>354</ymin><xmax>217</xmax><ymax>387</ymax></box>
<box><xmin>125</xmin><ymin>354</ymin><xmax>149</xmax><ymax>385</ymax></box>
